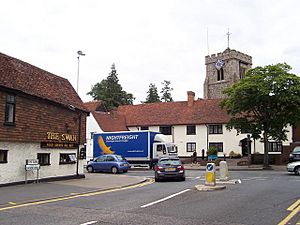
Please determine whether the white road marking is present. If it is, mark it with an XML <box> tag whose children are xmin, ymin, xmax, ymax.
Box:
<box><xmin>192</xmin><ymin>176</ymin><xmax>201</xmax><ymax>180</ymax></box>
<box><xmin>141</xmin><ymin>189</ymin><xmax>190</xmax><ymax>208</ymax></box>
<box><xmin>80</xmin><ymin>221</ymin><xmax>97</xmax><ymax>225</ymax></box>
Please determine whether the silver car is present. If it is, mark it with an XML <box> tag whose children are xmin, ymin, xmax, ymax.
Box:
<box><xmin>287</xmin><ymin>161</ymin><xmax>300</xmax><ymax>175</ymax></box>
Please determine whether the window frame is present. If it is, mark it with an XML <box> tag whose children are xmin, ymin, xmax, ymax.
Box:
<box><xmin>209</xmin><ymin>142</ymin><xmax>223</xmax><ymax>152</ymax></box>
<box><xmin>186</xmin><ymin>142</ymin><xmax>196</xmax><ymax>153</ymax></box>
<box><xmin>37</xmin><ymin>153</ymin><xmax>51</xmax><ymax>166</ymax></box>
<box><xmin>217</xmin><ymin>68</ymin><xmax>224</xmax><ymax>81</ymax></box>
<box><xmin>159</xmin><ymin>126</ymin><xmax>172</xmax><ymax>135</ymax></box>
<box><xmin>59</xmin><ymin>153</ymin><xmax>77</xmax><ymax>164</ymax></box>
<box><xmin>140</xmin><ymin>126</ymin><xmax>149</xmax><ymax>130</ymax></box>
<box><xmin>0</xmin><ymin>150</ymin><xmax>8</xmax><ymax>163</ymax></box>
<box><xmin>186</xmin><ymin>125</ymin><xmax>196</xmax><ymax>135</ymax></box>
<box><xmin>4</xmin><ymin>94</ymin><xmax>16</xmax><ymax>125</ymax></box>
<box><xmin>208</xmin><ymin>124</ymin><xmax>223</xmax><ymax>134</ymax></box>
<box><xmin>268</xmin><ymin>142</ymin><xmax>283</xmax><ymax>152</ymax></box>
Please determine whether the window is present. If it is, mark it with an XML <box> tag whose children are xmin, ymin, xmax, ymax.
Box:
<box><xmin>37</xmin><ymin>153</ymin><xmax>50</xmax><ymax>166</ymax></box>
<box><xmin>217</xmin><ymin>68</ymin><xmax>224</xmax><ymax>81</ymax></box>
<box><xmin>157</xmin><ymin>144</ymin><xmax>166</xmax><ymax>154</ymax></box>
<box><xmin>141</xmin><ymin>126</ymin><xmax>149</xmax><ymax>130</ymax></box>
<box><xmin>268</xmin><ymin>142</ymin><xmax>282</xmax><ymax>152</ymax></box>
<box><xmin>187</xmin><ymin>125</ymin><xmax>196</xmax><ymax>135</ymax></box>
<box><xmin>239</xmin><ymin>62</ymin><xmax>248</xmax><ymax>79</ymax></box>
<box><xmin>208</xmin><ymin>125</ymin><xmax>223</xmax><ymax>134</ymax></box>
<box><xmin>106</xmin><ymin>156</ymin><xmax>116</xmax><ymax>161</ymax></box>
<box><xmin>0</xmin><ymin>150</ymin><xmax>8</xmax><ymax>163</ymax></box>
<box><xmin>186</xmin><ymin>142</ymin><xmax>196</xmax><ymax>152</ymax></box>
<box><xmin>59</xmin><ymin>153</ymin><xmax>76</xmax><ymax>164</ymax></box>
<box><xmin>96</xmin><ymin>156</ymin><xmax>105</xmax><ymax>162</ymax></box>
<box><xmin>209</xmin><ymin>142</ymin><xmax>223</xmax><ymax>152</ymax></box>
<box><xmin>5</xmin><ymin>95</ymin><xmax>16</xmax><ymax>125</ymax></box>
<box><xmin>159</xmin><ymin>126</ymin><xmax>172</xmax><ymax>135</ymax></box>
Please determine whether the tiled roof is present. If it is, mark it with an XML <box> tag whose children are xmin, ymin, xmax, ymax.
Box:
<box><xmin>93</xmin><ymin>111</ymin><xmax>128</xmax><ymax>132</ymax></box>
<box><xmin>117</xmin><ymin>99</ymin><xmax>230</xmax><ymax>126</ymax></box>
<box><xmin>0</xmin><ymin>52</ymin><xmax>87</xmax><ymax>112</ymax></box>
<box><xmin>84</xmin><ymin>100</ymin><xmax>106</xmax><ymax>112</ymax></box>
<box><xmin>84</xmin><ymin>101</ymin><xmax>128</xmax><ymax>131</ymax></box>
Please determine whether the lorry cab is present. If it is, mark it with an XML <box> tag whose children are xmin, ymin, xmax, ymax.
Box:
<box><xmin>153</xmin><ymin>142</ymin><xmax>178</xmax><ymax>158</ymax></box>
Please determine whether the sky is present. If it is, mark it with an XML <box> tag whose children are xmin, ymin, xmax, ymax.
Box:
<box><xmin>1</xmin><ymin>0</ymin><xmax>300</xmax><ymax>104</ymax></box>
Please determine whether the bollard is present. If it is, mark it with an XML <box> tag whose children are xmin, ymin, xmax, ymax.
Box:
<box><xmin>205</xmin><ymin>163</ymin><xmax>216</xmax><ymax>186</ymax></box>
<box><xmin>219</xmin><ymin>161</ymin><xmax>229</xmax><ymax>181</ymax></box>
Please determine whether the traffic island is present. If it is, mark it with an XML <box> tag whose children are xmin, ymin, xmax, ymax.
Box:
<box><xmin>216</xmin><ymin>179</ymin><xmax>242</xmax><ymax>185</ymax></box>
<box><xmin>194</xmin><ymin>184</ymin><xmax>226</xmax><ymax>192</ymax></box>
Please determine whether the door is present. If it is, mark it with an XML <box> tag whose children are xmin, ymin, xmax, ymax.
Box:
<box><xmin>240</xmin><ymin>138</ymin><xmax>252</xmax><ymax>156</ymax></box>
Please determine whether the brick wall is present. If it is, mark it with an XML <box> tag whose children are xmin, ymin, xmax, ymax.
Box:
<box><xmin>0</xmin><ymin>90</ymin><xmax>87</xmax><ymax>144</ymax></box>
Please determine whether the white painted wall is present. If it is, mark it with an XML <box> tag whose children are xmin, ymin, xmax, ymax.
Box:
<box><xmin>86</xmin><ymin>113</ymin><xmax>103</xmax><ymax>160</ymax></box>
<box><xmin>0</xmin><ymin>141</ymin><xmax>84</xmax><ymax>185</ymax></box>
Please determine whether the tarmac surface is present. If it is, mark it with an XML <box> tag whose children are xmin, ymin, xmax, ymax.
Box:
<box><xmin>0</xmin><ymin>161</ymin><xmax>287</xmax><ymax>208</ymax></box>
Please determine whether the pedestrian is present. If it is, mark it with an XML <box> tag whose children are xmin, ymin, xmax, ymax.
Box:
<box><xmin>192</xmin><ymin>150</ymin><xmax>197</xmax><ymax>164</ymax></box>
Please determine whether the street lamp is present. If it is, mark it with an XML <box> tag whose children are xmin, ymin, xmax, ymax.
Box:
<box><xmin>76</xmin><ymin>50</ymin><xmax>86</xmax><ymax>93</ymax></box>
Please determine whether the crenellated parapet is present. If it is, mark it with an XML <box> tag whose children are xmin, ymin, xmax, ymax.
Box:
<box><xmin>205</xmin><ymin>48</ymin><xmax>252</xmax><ymax>65</ymax></box>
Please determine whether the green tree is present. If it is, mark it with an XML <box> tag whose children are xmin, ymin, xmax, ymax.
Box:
<box><xmin>87</xmin><ymin>64</ymin><xmax>134</xmax><ymax>111</ymax></box>
<box><xmin>160</xmin><ymin>80</ymin><xmax>174</xmax><ymax>102</ymax></box>
<box><xmin>144</xmin><ymin>83</ymin><xmax>161</xmax><ymax>103</ymax></box>
<box><xmin>221</xmin><ymin>63</ymin><xmax>300</xmax><ymax>168</ymax></box>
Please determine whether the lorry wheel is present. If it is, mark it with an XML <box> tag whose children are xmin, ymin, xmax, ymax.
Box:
<box><xmin>87</xmin><ymin>166</ymin><xmax>94</xmax><ymax>173</ymax></box>
<box><xmin>111</xmin><ymin>166</ymin><xmax>119</xmax><ymax>174</ymax></box>
<box><xmin>295</xmin><ymin>166</ymin><xmax>300</xmax><ymax>175</ymax></box>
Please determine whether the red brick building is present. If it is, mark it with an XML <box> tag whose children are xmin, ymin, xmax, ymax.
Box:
<box><xmin>0</xmin><ymin>52</ymin><xmax>89</xmax><ymax>185</ymax></box>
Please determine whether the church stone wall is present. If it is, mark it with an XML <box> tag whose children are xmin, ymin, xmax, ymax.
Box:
<box><xmin>204</xmin><ymin>48</ymin><xmax>252</xmax><ymax>99</ymax></box>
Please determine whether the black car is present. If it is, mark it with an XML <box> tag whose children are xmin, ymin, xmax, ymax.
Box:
<box><xmin>154</xmin><ymin>157</ymin><xmax>185</xmax><ymax>182</ymax></box>
<box><xmin>289</xmin><ymin>146</ymin><xmax>300</xmax><ymax>162</ymax></box>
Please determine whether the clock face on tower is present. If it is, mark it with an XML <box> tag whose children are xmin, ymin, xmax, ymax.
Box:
<box><xmin>215</xmin><ymin>59</ymin><xmax>225</xmax><ymax>70</ymax></box>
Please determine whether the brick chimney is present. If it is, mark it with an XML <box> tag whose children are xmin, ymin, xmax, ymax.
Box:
<box><xmin>187</xmin><ymin>91</ymin><xmax>195</xmax><ymax>107</ymax></box>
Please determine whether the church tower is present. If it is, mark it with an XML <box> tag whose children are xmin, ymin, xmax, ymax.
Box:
<box><xmin>203</xmin><ymin>48</ymin><xmax>252</xmax><ymax>99</ymax></box>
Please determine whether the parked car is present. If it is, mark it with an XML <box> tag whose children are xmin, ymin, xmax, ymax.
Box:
<box><xmin>289</xmin><ymin>146</ymin><xmax>300</xmax><ymax>162</ymax></box>
<box><xmin>287</xmin><ymin>161</ymin><xmax>300</xmax><ymax>175</ymax></box>
<box><xmin>87</xmin><ymin>154</ymin><xmax>130</xmax><ymax>174</ymax></box>
<box><xmin>154</xmin><ymin>157</ymin><xmax>185</xmax><ymax>182</ymax></box>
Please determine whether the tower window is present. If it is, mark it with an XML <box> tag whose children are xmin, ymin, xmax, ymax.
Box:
<box><xmin>217</xmin><ymin>68</ymin><xmax>224</xmax><ymax>81</ymax></box>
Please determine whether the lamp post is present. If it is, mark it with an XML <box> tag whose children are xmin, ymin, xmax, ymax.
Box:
<box><xmin>76</xmin><ymin>50</ymin><xmax>85</xmax><ymax>93</ymax></box>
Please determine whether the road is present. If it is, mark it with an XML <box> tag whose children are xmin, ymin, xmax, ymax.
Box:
<box><xmin>0</xmin><ymin>170</ymin><xmax>299</xmax><ymax>225</ymax></box>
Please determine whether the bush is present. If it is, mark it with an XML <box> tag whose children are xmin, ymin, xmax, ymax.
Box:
<box><xmin>207</xmin><ymin>146</ymin><xmax>218</xmax><ymax>156</ymax></box>
<box><xmin>229</xmin><ymin>151</ymin><xmax>242</xmax><ymax>158</ymax></box>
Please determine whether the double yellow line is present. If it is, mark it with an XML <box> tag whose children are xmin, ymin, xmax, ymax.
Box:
<box><xmin>0</xmin><ymin>178</ymin><xmax>154</xmax><ymax>212</ymax></box>
<box><xmin>278</xmin><ymin>198</ymin><xmax>300</xmax><ymax>225</ymax></box>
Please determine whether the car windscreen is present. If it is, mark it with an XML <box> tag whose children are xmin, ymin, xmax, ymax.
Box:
<box><xmin>159</xmin><ymin>159</ymin><xmax>182</xmax><ymax>166</ymax></box>
<box><xmin>293</xmin><ymin>147</ymin><xmax>300</xmax><ymax>153</ymax></box>
<box><xmin>116</xmin><ymin>155</ymin><xmax>127</xmax><ymax>161</ymax></box>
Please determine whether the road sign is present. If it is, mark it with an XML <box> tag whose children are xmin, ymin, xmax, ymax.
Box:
<box><xmin>26</xmin><ymin>159</ymin><xmax>39</xmax><ymax>165</ymax></box>
<box><xmin>25</xmin><ymin>164</ymin><xmax>40</xmax><ymax>171</ymax></box>
<box><xmin>207</xmin><ymin>163</ymin><xmax>214</xmax><ymax>171</ymax></box>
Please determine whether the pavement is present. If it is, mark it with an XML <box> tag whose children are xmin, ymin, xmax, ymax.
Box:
<box><xmin>0</xmin><ymin>161</ymin><xmax>287</xmax><ymax>207</ymax></box>
<box><xmin>0</xmin><ymin>173</ymin><xmax>147</xmax><ymax>208</ymax></box>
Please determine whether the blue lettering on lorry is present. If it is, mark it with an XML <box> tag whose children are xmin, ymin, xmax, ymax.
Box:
<box><xmin>93</xmin><ymin>131</ymin><xmax>159</xmax><ymax>160</ymax></box>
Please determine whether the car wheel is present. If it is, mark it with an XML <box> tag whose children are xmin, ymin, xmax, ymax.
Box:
<box><xmin>123</xmin><ymin>170</ymin><xmax>128</xmax><ymax>173</ymax></box>
<box><xmin>181</xmin><ymin>177</ymin><xmax>186</xmax><ymax>181</ymax></box>
<box><xmin>87</xmin><ymin>166</ymin><xmax>94</xmax><ymax>173</ymax></box>
<box><xmin>295</xmin><ymin>166</ymin><xmax>300</xmax><ymax>175</ymax></box>
<box><xmin>111</xmin><ymin>166</ymin><xmax>119</xmax><ymax>174</ymax></box>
